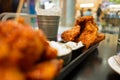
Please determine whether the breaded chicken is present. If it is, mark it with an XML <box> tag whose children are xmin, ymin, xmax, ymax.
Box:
<box><xmin>93</xmin><ymin>33</ymin><xmax>105</xmax><ymax>45</ymax></box>
<box><xmin>77</xmin><ymin>21</ymin><xmax>98</xmax><ymax>50</ymax></box>
<box><xmin>61</xmin><ymin>25</ymin><xmax>80</xmax><ymax>42</ymax></box>
<box><xmin>0</xmin><ymin>18</ymin><xmax>63</xmax><ymax>80</ymax></box>
<box><xmin>61</xmin><ymin>16</ymin><xmax>105</xmax><ymax>51</ymax></box>
<box><xmin>27</xmin><ymin>59</ymin><xmax>63</xmax><ymax>80</ymax></box>
<box><xmin>75</xmin><ymin>16</ymin><xmax>94</xmax><ymax>26</ymax></box>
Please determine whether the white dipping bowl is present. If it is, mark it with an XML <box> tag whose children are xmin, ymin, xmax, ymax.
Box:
<box><xmin>49</xmin><ymin>41</ymin><xmax>72</xmax><ymax>65</ymax></box>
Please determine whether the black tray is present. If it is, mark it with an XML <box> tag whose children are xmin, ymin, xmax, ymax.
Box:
<box><xmin>55</xmin><ymin>43</ymin><xmax>99</xmax><ymax>80</ymax></box>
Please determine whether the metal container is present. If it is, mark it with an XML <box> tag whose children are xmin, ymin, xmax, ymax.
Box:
<box><xmin>37</xmin><ymin>15</ymin><xmax>60</xmax><ymax>41</ymax></box>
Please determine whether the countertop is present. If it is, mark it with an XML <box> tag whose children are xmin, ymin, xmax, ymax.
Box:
<box><xmin>62</xmin><ymin>33</ymin><xmax>120</xmax><ymax>80</ymax></box>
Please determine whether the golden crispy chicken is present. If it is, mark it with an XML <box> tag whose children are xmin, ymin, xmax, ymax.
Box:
<box><xmin>26</xmin><ymin>59</ymin><xmax>63</xmax><ymax>80</ymax></box>
<box><xmin>0</xmin><ymin>18</ymin><xmax>63</xmax><ymax>80</ymax></box>
<box><xmin>61</xmin><ymin>25</ymin><xmax>80</xmax><ymax>42</ymax></box>
<box><xmin>92</xmin><ymin>33</ymin><xmax>105</xmax><ymax>45</ymax></box>
<box><xmin>75</xmin><ymin>16</ymin><xmax>94</xmax><ymax>23</ymax></box>
<box><xmin>75</xmin><ymin>16</ymin><xmax>98</xmax><ymax>31</ymax></box>
<box><xmin>61</xmin><ymin>16</ymin><xmax>105</xmax><ymax>50</ymax></box>
<box><xmin>75</xmin><ymin>16</ymin><xmax>94</xmax><ymax>26</ymax></box>
<box><xmin>0</xmin><ymin>20</ymin><xmax>46</xmax><ymax>70</ymax></box>
<box><xmin>0</xmin><ymin>66</ymin><xmax>25</xmax><ymax>80</ymax></box>
<box><xmin>43</xmin><ymin>45</ymin><xmax>58</xmax><ymax>60</ymax></box>
<box><xmin>76</xmin><ymin>21</ymin><xmax>98</xmax><ymax>50</ymax></box>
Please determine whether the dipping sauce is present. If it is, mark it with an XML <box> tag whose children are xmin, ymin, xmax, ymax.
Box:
<box><xmin>49</xmin><ymin>41</ymin><xmax>71</xmax><ymax>56</ymax></box>
<box><xmin>65</xmin><ymin>41</ymin><xmax>84</xmax><ymax>50</ymax></box>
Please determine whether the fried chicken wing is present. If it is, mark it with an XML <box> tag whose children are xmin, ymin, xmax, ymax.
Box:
<box><xmin>61</xmin><ymin>25</ymin><xmax>80</xmax><ymax>42</ymax></box>
<box><xmin>93</xmin><ymin>33</ymin><xmax>105</xmax><ymax>45</ymax></box>
<box><xmin>26</xmin><ymin>59</ymin><xmax>63</xmax><ymax>80</ymax></box>
<box><xmin>77</xmin><ymin>21</ymin><xmax>98</xmax><ymax>50</ymax></box>
<box><xmin>61</xmin><ymin>16</ymin><xmax>105</xmax><ymax>50</ymax></box>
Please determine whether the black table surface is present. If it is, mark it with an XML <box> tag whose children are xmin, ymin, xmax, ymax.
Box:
<box><xmin>62</xmin><ymin>33</ymin><xmax>120</xmax><ymax>80</ymax></box>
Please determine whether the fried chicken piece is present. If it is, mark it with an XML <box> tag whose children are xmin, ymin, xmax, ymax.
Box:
<box><xmin>18</xmin><ymin>29</ymin><xmax>48</xmax><ymax>71</ymax></box>
<box><xmin>26</xmin><ymin>59</ymin><xmax>63</xmax><ymax>80</ymax></box>
<box><xmin>92</xmin><ymin>21</ymin><xmax>99</xmax><ymax>30</ymax></box>
<box><xmin>0</xmin><ymin>19</ymin><xmax>58</xmax><ymax>71</ymax></box>
<box><xmin>0</xmin><ymin>18</ymin><xmax>63</xmax><ymax>80</ymax></box>
<box><xmin>77</xmin><ymin>21</ymin><xmax>98</xmax><ymax>50</ymax></box>
<box><xmin>43</xmin><ymin>45</ymin><xmax>58</xmax><ymax>60</ymax></box>
<box><xmin>92</xmin><ymin>33</ymin><xmax>105</xmax><ymax>45</ymax></box>
<box><xmin>0</xmin><ymin>66</ymin><xmax>25</xmax><ymax>80</ymax></box>
<box><xmin>0</xmin><ymin>20</ymin><xmax>46</xmax><ymax>70</ymax></box>
<box><xmin>75</xmin><ymin>16</ymin><xmax>99</xmax><ymax>32</ymax></box>
<box><xmin>61</xmin><ymin>25</ymin><xmax>80</xmax><ymax>42</ymax></box>
<box><xmin>35</xmin><ymin>30</ymin><xmax>58</xmax><ymax>61</ymax></box>
<box><xmin>61</xmin><ymin>16</ymin><xmax>105</xmax><ymax>51</ymax></box>
<box><xmin>75</xmin><ymin>16</ymin><xmax>94</xmax><ymax>26</ymax></box>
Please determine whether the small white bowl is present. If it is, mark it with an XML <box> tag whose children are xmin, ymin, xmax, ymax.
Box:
<box><xmin>57</xmin><ymin>47</ymin><xmax>72</xmax><ymax>65</ymax></box>
<box><xmin>65</xmin><ymin>41</ymin><xmax>84</xmax><ymax>50</ymax></box>
<box><xmin>49</xmin><ymin>41</ymin><xmax>72</xmax><ymax>65</ymax></box>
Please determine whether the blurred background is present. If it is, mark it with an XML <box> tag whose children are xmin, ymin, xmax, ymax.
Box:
<box><xmin>1</xmin><ymin>0</ymin><xmax>120</xmax><ymax>34</ymax></box>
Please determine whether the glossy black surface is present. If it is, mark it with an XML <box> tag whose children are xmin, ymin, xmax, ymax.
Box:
<box><xmin>56</xmin><ymin>44</ymin><xmax>98</xmax><ymax>80</ymax></box>
<box><xmin>62</xmin><ymin>33</ymin><xmax>120</xmax><ymax>80</ymax></box>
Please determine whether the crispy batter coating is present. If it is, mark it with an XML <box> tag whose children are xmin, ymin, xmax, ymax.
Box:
<box><xmin>93</xmin><ymin>33</ymin><xmax>105</xmax><ymax>45</ymax></box>
<box><xmin>61</xmin><ymin>25</ymin><xmax>80</xmax><ymax>42</ymax></box>
<box><xmin>75</xmin><ymin>16</ymin><xmax>98</xmax><ymax>32</ymax></box>
<box><xmin>77</xmin><ymin>21</ymin><xmax>98</xmax><ymax>50</ymax></box>
<box><xmin>75</xmin><ymin>16</ymin><xmax>94</xmax><ymax>25</ymax></box>
<box><xmin>0</xmin><ymin>66</ymin><xmax>25</xmax><ymax>80</ymax></box>
<box><xmin>0</xmin><ymin>20</ymin><xmax>47</xmax><ymax>70</ymax></box>
<box><xmin>43</xmin><ymin>45</ymin><xmax>58</xmax><ymax>60</ymax></box>
<box><xmin>26</xmin><ymin>59</ymin><xmax>63</xmax><ymax>80</ymax></box>
<box><xmin>0</xmin><ymin>18</ymin><xmax>63</xmax><ymax>80</ymax></box>
<box><xmin>61</xmin><ymin>16</ymin><xmax>105</xmax><ymax>50</ymax></box>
